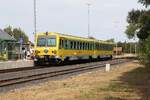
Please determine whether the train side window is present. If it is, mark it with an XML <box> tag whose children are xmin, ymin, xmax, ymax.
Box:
<box><xmin>59</xmin><ymin>39</ymin><xmax>62</xmax><ymax>49</ymax></box>
<box><xmin>106</xmin><ymin>44</ymin><xmax>108</xmax><ymax>50</ymax></box>
<box><xmin>92</xmin><ymin>43</ymin><xmax>94</xmax><ymax>50</ymax></box>
<box><xmin>110</xmin><ymin>45</ymin><xmax>113</xmax><ymax>50</ymax></box>
<box><xmin>87</xmin><ymin>43</ymin><xmax>89</xmax><ymax>50</ymax></box>
<box><xmin>108</xmin><ymin>45</ymin><xmax>110</xmax><ymax>50</ymax></box>
<box><xmin>96</xmin><ymin>43</ymin><xmax>98</xmax><ymax>50</ymax></box>
<box><xmin>77</xmin><ymin>41</ymin><xmax>79</xmax><ymax>50</ymax></box>
<box><xmin>101</xmin><ymin>44</ymin><xmax>103</xmax><ymax>50</ymax></box>
<box><xmin>80</xmin><ymin>42</ymin><xmax>82</xmax><ymax>50</ymax></box>
<box><xmin>67</xmin><ymin>40</ymin><xmax>70</xmax><ymax>49</ymax></box>
<box><xmin>85</xmin><ymin>43</ymin><xmax>88</xmax><ymax>50</ymax></box>
<box><xmin>74</xmin><ymin>41</ymin><xmax>76</xmax><ymax>50</ymax></box>
<box><xmin>71</xmin><ymin>41</ymin><xmax>73</xmax><ymax>49</ymax></box>
<box><xmin>61</xmin><ymin>40</ymin><xmax>64</xmax><ymax>49</ymax></box>
<box><xmin>99</xmin><ymin>43</ymin><xmax>101</xmax><ymax>50</ymax></box>
<box><xmin>79</xmin><ymin>42</ymin><xmax>81</xmax><ymax>50</ymax></box>
<box><xmin>76</xmin><ymin>41</ymin><xmax>78</xmax><ymax>50</ymax></box>
<box><xmin>70</xmin><ymin>41</ymin><xmax>72</xmax><ymax>49</ymax></box>
<box><xmin>90</xmin><ymin>43</ymin><xmax>92</xmax><ymax>50</ymax></box>
<box><xmin>82</xmin><ymin>42</ymin><xmax>84</xmax><ymax>50</ymax></box>
<box><xmin>81</xmin><ymin>42</ymin><xmax>83</xmax><ymax>50</ymax></box>
<box><xmin>64</xmin><ymin>40</ymin><xmax>67</xmax><ymax>49</ymax></box>
<box><xmin>85</xmin><ymin>42</ymin><xmax>87</xmax><ymax>50</ymax></box>
<box><xmin>72</xmin><ymin>41</ymin><xmax>74</xmax><ymax>49</ymax></box>
<box><xmin>104</xmin><ymin>44</ymin><xmax>107</xmax><ymax>50</ymax></box>
<box><xmin>84</xmin><ymin>42</ymin><xmax>86</xmax><ymax>50</ymax></box>
<box><xmin>103</xmin><ymin>44</ymin><xmax>105</xmax><ymax>50</ymax></box>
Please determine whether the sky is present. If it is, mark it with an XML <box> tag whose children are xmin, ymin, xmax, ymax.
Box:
<box><xmin>0</xmin><ymin>0</ymin><xmax>143</xmax><ymax>42</ymax></box>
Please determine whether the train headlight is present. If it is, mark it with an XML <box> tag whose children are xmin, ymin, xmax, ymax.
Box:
<box><xmin>35</xmin><ymin>50</ymin><xmax>40</xmax><ymax>54</ymax></box>
<box><xmin>52</xmin><ymin>50</ymin><xmax>57</xmax><ymax>54</ymax></box>
<box><xmin>44</xmin><ymin>49</ymin><xmax>49</xmax><ymax>53</ymax></box>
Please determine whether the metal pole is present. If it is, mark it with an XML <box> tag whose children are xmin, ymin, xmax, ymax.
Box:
<box><xmin>134</xmin><ymin>38</ymin><xmax>137</xmax><ymax>54</ymax></box>
<box><xmin>34</xmin><ymin>0</ymin><xmax>37</xmax><ymax>45</ymax></box>
<box><xmin>116</xmin><ymin>42</ymin><xmax>118</xmax><ymax>56</ymax></box>
<box><xmin>87</xmin><ymin>3</ymin><xmax>91</xmax><ymax>38</ymax></box>
<box><xmin>135</xmin><ymin>43</ymin><xmax>137</xmax><ymax>54</ymax></box>
<box><xmin>130</xmin><ymin>42</ymin><xmax>132</xmax><ymax>54</ymax></box>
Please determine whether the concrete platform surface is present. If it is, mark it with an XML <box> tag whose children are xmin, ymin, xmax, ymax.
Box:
<box><xmin>0</xmin><ymin>60</ymin><xmax>34</xmax><ymax>70</ymax></box>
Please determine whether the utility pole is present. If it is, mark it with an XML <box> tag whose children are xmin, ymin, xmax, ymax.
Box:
<box><xmin>130</xmin><ymin>42</ymin><xmax>132</xmax><ymax>54</ymax></box>
<box><xmin>116</xmin><ymin>41</ymin><xmax>118</xmax><ymax>56</ymax></box>
<box><xmin>87</xmin><ymin>3</ymin><xmax>91</xmax><ymax>38</ymax></box>
<box><xmin>34</xmin><ymin>0</ymin><xmax>37</xmax><ymax>44</ymax></box>
<box><xmin>134</xmin><ymin>37</ymin><xmax>137</xmax><ymax>55</ymax></box>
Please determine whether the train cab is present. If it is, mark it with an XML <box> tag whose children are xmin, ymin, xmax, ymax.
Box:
<box><xmin>34</xmin><ymin>32</ymin><xmax>62</xmax><ymax>65</ymax></box>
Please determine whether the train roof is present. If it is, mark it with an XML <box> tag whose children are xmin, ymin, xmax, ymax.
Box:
<box><xmin>37</xmin><ymin>32</ymin><xmax>114</xmax><ymax>44</ymax></box>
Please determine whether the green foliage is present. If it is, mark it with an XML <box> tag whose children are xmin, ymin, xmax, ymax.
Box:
<box><xmin>117</xmin><ymin>42</ymin><xmax>137</xmax><ymax>53</ymax></box>
<box><xmin>126</xmin><ymin>0</ymin><xmax>150</xmax><ymax>66</ymax></box>
<box><xmin>105</xmin><ymin>38</ymin><xmax>114</xmax><ymax>42</ymax></box>
<box><xmin>125</xmin><ymin>24</ymin><xmax>138</xmax><ymax>39</ymax></box>
<box><xmin>139</xmin><ymin>0</ymin><xmax>150</xmax><ymax>7</ymax></box>
<box><xmin>127</xmin><ymin>9</ymin><xmax>143</xmax><ymax>24</ymax></box>
<box><xmin>3</xmin><ymin>26</ymin><xmax>29</xmax><ymax>43</ymax></box>
<box><xmin>139</xmin><ymin>36</ymin><xmax>150</xmax><ymax>66</ymax></box>
<box><xmin>125</xmin><ymin>10</ymin><xmax>150</xmax><ymax>40</ymax></box>
<box><xmin>3</xmin><ymin>26</ymin><xmax>13</xmax><ymax>36</ymax></box>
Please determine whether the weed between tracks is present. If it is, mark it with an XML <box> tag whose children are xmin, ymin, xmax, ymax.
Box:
<box><xmin>0</xmin><ymin>60</ymin><xmax>149</xmax><ymax>100</ymax></box>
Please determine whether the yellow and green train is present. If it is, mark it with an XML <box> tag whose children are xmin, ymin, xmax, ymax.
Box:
<box><xmin>34</xmin><ymin>32</ymin><xmax>114</xmax><ymax>65</ymax></box>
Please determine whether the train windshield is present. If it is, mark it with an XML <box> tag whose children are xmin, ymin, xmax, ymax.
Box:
<box><xmin>37</xmin><ymin>36</ymin><xmax>56</xmax><ymax>47</ymax></box>
<box><xmin>47</xmin><ymin>38</ymin><xmax>56</xmax><ymax>47</ymax></box>
<box><xmin>37</xmin><ymin>38</ymin><xmax>46</xmax><ymax>47</ymax></box>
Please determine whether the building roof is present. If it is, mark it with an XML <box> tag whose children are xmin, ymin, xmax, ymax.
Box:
<box><xmin>0</xmin><ymin>29</ymin><xmax>16</xmax><ymax>41</ymax></box>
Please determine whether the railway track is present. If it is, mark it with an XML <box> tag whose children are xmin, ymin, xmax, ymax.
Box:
<box><xmin>0</xmin><ymin>58</ymin><xmax>132</xmax><ymax>88</ymax></box>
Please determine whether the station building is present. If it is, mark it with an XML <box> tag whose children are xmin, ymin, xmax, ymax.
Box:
<box><xmin>113</xmin><ymin>47</ymin><xmax>123</xmax><ymax>55</ymax></box>
<box><xmin>0</xmin><ymin>29</ymin><xmax>19</xmax><ymax>60</ymax></box>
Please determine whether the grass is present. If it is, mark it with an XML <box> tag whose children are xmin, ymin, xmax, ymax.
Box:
<box><xmin>0</xmin><ymin>61</ymin><xmax>149</xmax><ymax>100</ymax></box>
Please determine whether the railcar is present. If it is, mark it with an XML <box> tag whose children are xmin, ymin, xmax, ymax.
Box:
<box><xmin>34</xmin><ymin>32</ymin><xmax>114</xmax><ymax>65</ymax></box>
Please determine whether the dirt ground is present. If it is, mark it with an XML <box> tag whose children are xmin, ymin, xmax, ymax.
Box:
<box><xmin>0</xmin><ymin>61</ymin><xmax>149</xmax><ymax>100</ymax></box>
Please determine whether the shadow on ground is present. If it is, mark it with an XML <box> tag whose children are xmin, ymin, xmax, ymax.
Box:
<box><xmin>102</xmin><ymin>61</ymin><xmax>150</xmax><ymax>100</ymax></box>
<box><xmin>119</xmin><ymin>62</ymin><xmax>150</xmax><ymax>99</ymax></box>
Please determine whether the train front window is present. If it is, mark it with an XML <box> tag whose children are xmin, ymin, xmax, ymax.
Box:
<box><xmin>47</xmin><ymin>38</ymin><xmax>56</xmax><ymax>47</ymax></box>
<box><xmin>37</xmin><ymin>38</ymin><xmax>46</xmax><ymax>47</ymax></box>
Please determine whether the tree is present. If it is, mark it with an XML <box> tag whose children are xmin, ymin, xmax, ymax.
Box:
<box><xmin>3</xmin><ymin>26</ymin><xmax>13</xmax><ymax>36</ymax></box>
<box><xmin>139</xmin><ymin>0</ymin><xmax>150</xmax><ymax>7</ymax></box>
<box><xmin>125</xmin><ymin>0</ymin><xmax>150</xmax><ymax>66</ymax></box>
<box><xmin>4</xmin><ymin>26</ymin><xmax>29</xmax><ymax>43</ymax></box>
<box><xmin>105</xmin><ymin>38</ymin><xmax>114</xmax><ymax>42</ymax></box>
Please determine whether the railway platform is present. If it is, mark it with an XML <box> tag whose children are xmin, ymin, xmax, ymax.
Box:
<box><xmin>114</xmin><ymin>54</ymin><xmax>137</xmax><ymax>59</ymax></box>
<box><xmin>0</xmin><ymin>60</ymin><xmax>34</xmax><ymax>70</ymax></box>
